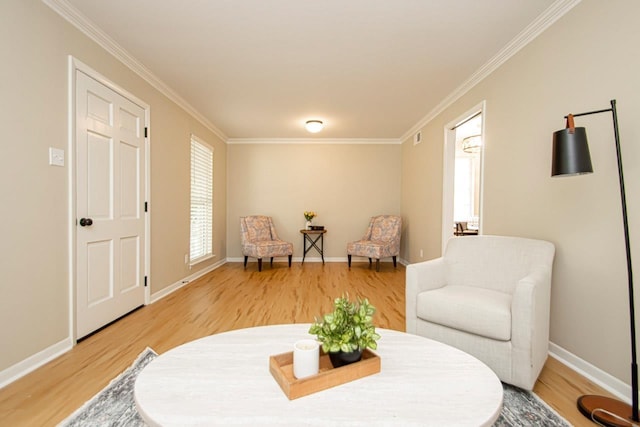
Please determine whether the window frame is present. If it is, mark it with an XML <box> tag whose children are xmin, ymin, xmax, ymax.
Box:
<box><xmin>189</xmin><ymin>134</ymin><xmax>214</xmax><ymax>265</ymax></box>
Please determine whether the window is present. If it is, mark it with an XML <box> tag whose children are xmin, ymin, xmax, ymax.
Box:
<box><xmin>190</xmin><ymin>135</ymin><xmax>213</xmax><ymax>264</ymax></box>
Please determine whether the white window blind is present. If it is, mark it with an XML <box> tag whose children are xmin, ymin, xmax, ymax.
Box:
<box><xmin>190</xmin><ymin>136</ymin><xmax>213</xmax><ymax>264</ymax></box>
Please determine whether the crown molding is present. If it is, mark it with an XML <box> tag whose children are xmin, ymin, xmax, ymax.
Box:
<box><xmin>400</xmin><ymin>0</ymin><xmax>582</xmax><ymax>143</ymax></box>
<box><xmin>226</xmin><ymin>138</ymin><xmax>401</xmax><ymax>145</ymax></box>
<box><xmin>43</xmin><ymin>0</ymin><xmax>580</xmax><ymax>145</ymax></box>
<box><xmin>42</xmin><ymin>0</ymin><xmax>228</xmax><ymax>143</ymax></box>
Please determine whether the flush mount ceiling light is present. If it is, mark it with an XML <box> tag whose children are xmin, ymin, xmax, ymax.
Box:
<box><xmin>305</xmin><ymin>120</ymin><xmax>324</xmax><ymax>133</ymax></box>
<box><xmin>462</xmin><ymin>134</ymin><xmax>482</xmax><ymax>153</ymax></box>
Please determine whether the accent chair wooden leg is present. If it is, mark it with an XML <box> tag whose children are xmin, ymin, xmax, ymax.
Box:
<box><xmin>393</xmin><ymin>256</ymin><xmax>397</xmax><ymax>268</ymax></box>
<box><xmin>368</xmin><ymin>258</ymin><xmax>372</xmax><ymax>269</ymax></box>
<box><xmin>376</xmin><ymin>259</ymin><xmax>380</xmax><ymax>272</ymax></box>
<box><xmin>258</xmin><ymin>258</ymin><xmax>263</xmax><ymax>272</ymax></box>
<box><xmin>270</xmin><ymin>257</ymin><xmax>274</xmax><ymax>267</ymax></box>
<box><xmin>348</xmin><ymin>255</ymin><xmax>352</xmax><ymax>269</ymax></box>
<box><xmin>244</xmin><ymin>256</ymin><xmax>248</xmax><ymax>269</ymax></box>
<box><xmin>288</xmin><ymin>255</ymin><xmax>292</xmax><ymax>267</ymax></box>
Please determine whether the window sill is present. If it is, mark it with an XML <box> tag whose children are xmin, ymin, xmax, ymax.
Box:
<box><xmin>189</xmin><ymin>254</ymin><xmax>215</xmax><ymax>267</ymax></box>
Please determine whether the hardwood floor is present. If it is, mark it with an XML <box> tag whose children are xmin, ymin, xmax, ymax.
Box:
<box><xmin>0</xmin><ymin>262</ymin><xmax>616</xmax><ymax>426</ymax></box>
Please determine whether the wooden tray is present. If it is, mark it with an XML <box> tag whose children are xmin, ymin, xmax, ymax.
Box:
<box><xmin>269</xmin><ymin>349</ymin><xmax>380</xmax><ymax>400</ymax></box>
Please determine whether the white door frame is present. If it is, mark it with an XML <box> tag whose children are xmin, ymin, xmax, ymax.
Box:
<box><xmin>441</xmin><ymin>101</ymin><xmax>486</xmax><ymax>254</ymax></box>
<box><xmin>67</xmin><ymin>56</ymin><xmax>151</xmax><ymax>342</ymax></box>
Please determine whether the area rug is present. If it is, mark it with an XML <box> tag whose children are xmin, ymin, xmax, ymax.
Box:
<box><xmin>58</xmin><ymin>348</ymin><xmax>157</xmax><ymax>427</ymax></box>
<box><xmin>59</xmin><ymin>348</ymin><xmax>570</xmax><ymax>426</ymax></box>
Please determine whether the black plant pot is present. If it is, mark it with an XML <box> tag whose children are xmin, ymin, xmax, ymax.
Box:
<box><xmin>329</xmin><ymin>349</ymin><xmax>363</xmax><ymax>368</ymax></box>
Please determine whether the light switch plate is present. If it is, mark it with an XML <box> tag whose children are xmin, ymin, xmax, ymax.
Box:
<box><xmin>49</xmin><ymin>147</ymin><xmax>64</xmax><ymax>167</ymax></box>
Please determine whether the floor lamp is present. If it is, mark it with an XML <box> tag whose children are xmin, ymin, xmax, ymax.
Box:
<box><xmin>552</xmin><ymin>99</ymin><xmax>638</xmax><ymax>427</ymax></box>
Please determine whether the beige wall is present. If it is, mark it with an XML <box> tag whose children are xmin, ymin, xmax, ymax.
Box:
<box><xmin>402</xmin><ymin>0</ymin><xmax>640</xmax><ymax>387</ymax></box>
<box><xmin>4</xmin><ymin>0</ymin><xmax>639</xmax><ymax>396</ymax></box>
<box><xmin>227</xmin><ymin>143</ymin><xmax>401</xmax><ymax>260</ymax></box>
<box><xmin>0</xmin><ymin>0</ymin><xmax>226</xmax><ymax>371</ymax></box>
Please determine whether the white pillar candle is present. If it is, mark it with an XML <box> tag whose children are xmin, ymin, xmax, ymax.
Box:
<box><xmin>293</xmin><ymin>339</ymin><xmax>319</xmax><ymax>379</ymax></box>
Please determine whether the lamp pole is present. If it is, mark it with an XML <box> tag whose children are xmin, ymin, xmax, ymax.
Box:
<box><xmin>610</xmin><ymin>99</ymin><xmax>639</xmax><ymax>423</ymax></box>
<box><xmin>554</xmin><ymin>100</ymin><xmax>638</xmax><ymax>425</ymax></box>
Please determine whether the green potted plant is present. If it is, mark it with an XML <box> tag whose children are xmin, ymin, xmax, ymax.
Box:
<box><xmin>308</xmin><ymin>295</ymin><xmax>381</xmax><ymax>367</ymax></box>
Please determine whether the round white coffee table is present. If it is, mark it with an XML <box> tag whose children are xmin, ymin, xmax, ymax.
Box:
<box><xmin>135</xmin><ymin>324</ymin><xmax>503</xmax><ymax>426</ymax></box>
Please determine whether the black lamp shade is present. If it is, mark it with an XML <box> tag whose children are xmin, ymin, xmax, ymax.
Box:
<box><xmin>551</xmin><ymin>127</ymin><xmax>594</xmax><ymax>176</ymax></box>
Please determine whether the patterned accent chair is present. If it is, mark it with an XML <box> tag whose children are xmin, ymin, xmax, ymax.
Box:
<box><xmin>347</xmin><ymin>215</ymin><xmax>402</xmax><ymax>272</ymax></box>
<box><xmin>240</xmin><ymin>216</ymin><xmax>293</xmax><ymax>272</ymax></box>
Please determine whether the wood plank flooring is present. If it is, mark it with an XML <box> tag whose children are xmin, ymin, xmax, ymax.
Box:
<box><xmin>0</xmin><ymin>262</ymin><xmax>616</xmax><ymax>426</ymax></box>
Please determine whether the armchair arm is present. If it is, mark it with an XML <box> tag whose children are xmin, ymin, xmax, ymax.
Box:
<box><xmin>268</xmin><ymin>218</ymin><xmax>280</xmax><ymax>240</ymax></box>
<box><xmin>405</xmin><ymin>257</ymin><xmax>447</xmax><ymax>333</ymax></box>
<box><xmin>511</xmin><ymin>267</ymin><xmax>551</xmax><ymax>348</ymax></box>
<box><xmin>511</xmin><ymin>266</ymin><xmax>552</xmax><ymax>387</ymax></box>
<box><xmin>511</xmin><ymin>266</ymin><xmax>551</xmax><ymax>389</ymax></box>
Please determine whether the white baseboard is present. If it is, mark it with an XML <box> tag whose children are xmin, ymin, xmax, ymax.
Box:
<box><xmin>149</xmin><ymin>259</ymin><xmax>226</xmax><ymax>304</ymax></box>
<box><xmin>0</xmin><ymin>337</ymin><xmax>73</xmax><ymax>390</ymax></box>
<box><xmin>549</xmin><ymin>342</ymin><xmax>631</xmax><ymax>403</ymax></box>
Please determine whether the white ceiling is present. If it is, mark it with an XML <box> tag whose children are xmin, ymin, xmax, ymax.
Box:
<box><xmin>56</xmin><ymin>0</ymin><xmax>568</xmax><ymax>141</ymax></box>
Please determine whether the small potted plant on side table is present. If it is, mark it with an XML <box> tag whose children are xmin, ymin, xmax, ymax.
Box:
<box><xmin>309</xmin><ymin>295</ymin><xmax>381</xmax><ymax>368</ymax></box>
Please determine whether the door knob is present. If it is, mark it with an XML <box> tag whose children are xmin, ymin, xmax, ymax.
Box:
<box><xmin>79</xmin><ymin>218</ymin><xmax>93</xmax><ymax>227</ymax></box>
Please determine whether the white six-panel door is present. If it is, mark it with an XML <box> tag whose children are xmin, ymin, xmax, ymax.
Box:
<box><xmin>75</xmin><ymin>70</ymin><xmax>146</xmax><ymax>338</ymax></box>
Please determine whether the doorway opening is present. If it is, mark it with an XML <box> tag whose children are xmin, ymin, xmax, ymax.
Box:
<box><xmin>442</xmin><ymin>102</ymin><xmax>485</xmax><ymax>253</ymax></box>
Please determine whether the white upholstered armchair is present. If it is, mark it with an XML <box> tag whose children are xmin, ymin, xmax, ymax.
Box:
<box><xmin>406</xmin><ymin>235</ymin><xmax>555</xmax><ymax>390</ymax></box>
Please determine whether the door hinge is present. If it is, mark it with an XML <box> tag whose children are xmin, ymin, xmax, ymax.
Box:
<box><xmin>144</xmin><ymin>276</ymin><xmax>148</xmax><ymax>287</ymax></box>
<box><xmin>145</xmin><ymin>201</ymin><xmax>148</xmax><ymax>212</ymax></box>
<box><xmin>144</xmin><ymin>127</ymin><xmax>148</xmax><ymax>138</ymax></box>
